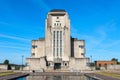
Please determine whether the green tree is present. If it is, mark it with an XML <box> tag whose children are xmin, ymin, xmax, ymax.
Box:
<box><xmin>111</xmin><ymin>58</ymin><xmax>119</xmax><ymax>64</ymax></box>
<box><xmin>3</xmin><ymin>59</ymin><xmax>9</xmax><ymax>65</ymax></box>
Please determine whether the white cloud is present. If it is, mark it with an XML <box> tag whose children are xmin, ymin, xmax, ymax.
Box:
<box><xmin>0</xmin><ymin>45</ymin><xmax>29</xmax><ymax>50</ymax></box>
<box><xmin>0</xmin><ymin>21</ymin><xmax>43</xmax><ymax>35</ymax></box>
<box><xmin>0</xmin><ymin>34</ymin><xmax>30</xmax><ymax>42</ymax></box>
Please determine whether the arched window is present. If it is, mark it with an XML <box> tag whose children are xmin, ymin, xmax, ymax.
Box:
<box><xmin>65</xmin><ymin>63</ymin><xmax>67</xmax><ymax>66</ymax></box>
<box><xmin>54</xmin><ymin>23</ymin><xmax>56</xmax><ymax>26</ymax></box>
<box><xmin>32</xmin><ymin>53</ymin><xmax>35</xmax><ymax>56</ymax></box>
<box><xmin>57</xmin><ymin>16</ymin><xmax>59</xmax><ymax>19</ymax></box>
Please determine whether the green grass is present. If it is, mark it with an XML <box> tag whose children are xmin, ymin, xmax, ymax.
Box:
<box><xmin>95</xmin><ymin>71</ymin><xmax>120</xmax><ymax>79</ymax></box>
<box><xmin>0</xmin><ymin>71</ymin><xmax>19</xmax><ymax>77</ymax></box>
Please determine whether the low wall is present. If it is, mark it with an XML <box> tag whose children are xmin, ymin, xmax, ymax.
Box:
<box><xmin>107</xmin><ymin>65</ymin><xmax>120</xmax><ymax>70</ymax></box>
<box><xmin>0</xmin><ymin>65</ymin><xmax>8</xmax><ymax>70</ymax></box>
<box><xmin>95</xmin><ymin>65</ymin><xmax>120</xmax><ymax>70</ymax></box>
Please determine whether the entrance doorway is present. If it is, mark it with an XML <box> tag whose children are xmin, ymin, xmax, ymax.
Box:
<box><xmin>54</xmin><ymin>63</ymin><xmax>61</xmax><ymax>70</ymax></box>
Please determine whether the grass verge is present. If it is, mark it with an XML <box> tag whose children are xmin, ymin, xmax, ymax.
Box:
<box><xmin>95</xmin><ymin>71</ymin><xmax>120</xmax><ymax>79</ymax></box>
<box><xmin>0</xmin><ymin>71</ymin><xmax>19</xmax><ymax>77</ymax></box>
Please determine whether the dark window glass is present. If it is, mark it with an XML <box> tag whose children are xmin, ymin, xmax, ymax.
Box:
<box><xmin>54</xmin><ymin>23</ymin><xmax>56</xmax><ymax>26</ymax></box>
<box><xmin>57</xmin><ymin>17</ymin><xmax>59</xmax><ymax>19</ymax></box>
<box><xmin>32</xmin><ymin>45</ymin><xmax>37</xmax><ymax>48</ymax></box>
<box><xmin>60</xmin><ymin>23</ymin><xmax>61</xmax><ymax>26</ymax></box>
<box><xmin>79</xmin><ymin>45</ymin><xmax>84</xmax><ymax>48</ymax></box>
<box><xmin>32</xmin><ymin>53</ymin><xmax>35</xmax><ymax>56</ymax></box>
<box><xmin>53</xmin><ymin>31</ymin><xmax>56</xmax><ymax>57</ymax></box>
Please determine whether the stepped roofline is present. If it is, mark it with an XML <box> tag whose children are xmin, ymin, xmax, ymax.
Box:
<box><xmin>50</xmin><ymin>9</ymin><xmax>66</xmax><ymax>12</ymax></box>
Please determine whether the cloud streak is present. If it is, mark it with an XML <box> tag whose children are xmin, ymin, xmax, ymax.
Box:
<box><xmin>0</xmin><ymin>45</ymin><xmax>29</xmax><ymax>51</ymax></box>
<box><xmin>71</xmin><ymin>20</ymin><xmax>118</xmax><ymax>57</ymax></box>
<box><xmin>0</xmin><ymin>34</ymin><xmax>30</xmax><ymax>42</ymax></box>
<box><xmin>0</xmin><ymin>21</ymin><xmax>44</xmax><ymax>35</ymax></box>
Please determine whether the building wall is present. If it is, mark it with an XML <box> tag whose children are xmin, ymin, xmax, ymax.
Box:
<box><xmin>107</xmin><ymin>65</ymin><xmax>120</xmax><ymax>70</ymax></box>
<box><xmin>0</xmin><ymin>64</ymin><xmax>8</xmax><ymax>70</ymax></box>
<box><xmin>95</xmin><ymin>61</ymin><xmax>117</xmax><ymax>68</ymax></box>
<box><xmin>26</xmin><ymin>58</ymin><xmax>40</xmax><ymax>70</ymax></box>
<box><xmin>71</xmin><ymin>38</ymin><xmax>85</xmax><ymax>58</ymax></box>
<box><xmin>31</xmin><ymin>40</ymin><xmax>45</xmax><ymax>58</ymax></box>
<box><xmin>74</xmin><ymin>40</ymin><xmax>85</xmax><ymax>58</ymax></box>
<box><xmin>37</xmin><ymin>40</ymin><xmax>45</xmax><ymax>57</ymax></box>
<box><xmin>69</xmin><ymin>58</ymin><xmax>90</xmax><ymax>70</ymax></box>
<box><xmin>45</xmin><ymin>11</ymin><xmax>71</xmax><ymax>61</ymax></box>
<box><xmin>26</xmin><ymin>57</ymin><xmax>47</xmax><ymax>71</ymax></box>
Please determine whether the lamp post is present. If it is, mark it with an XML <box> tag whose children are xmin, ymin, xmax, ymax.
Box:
<box><xmin>22</xmin><ymin>55</ymin><xmax>24</xmax><ymax>71</ymax></box>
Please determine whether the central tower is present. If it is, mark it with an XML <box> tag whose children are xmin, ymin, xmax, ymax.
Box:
<box><xmin>45</xmin><ymin>9</ymin><xmax>71</xmax><ymax>69</ymax></box>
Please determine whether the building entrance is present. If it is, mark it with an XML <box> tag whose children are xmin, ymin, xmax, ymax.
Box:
<box><xmin>54</xmin><ymin>63</ymin><xmax>61</xmax><ymax>70</ymax></box>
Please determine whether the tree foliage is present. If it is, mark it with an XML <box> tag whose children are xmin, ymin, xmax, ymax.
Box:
<box><xmin>3</xmin><ymin>59</ymin><xmax>9</xmax><ymax>65</ymax></box>
<box><xmin>111</xmin><ymin>58</ymin><xmax>120</xmax><ymax>64</ymax></box>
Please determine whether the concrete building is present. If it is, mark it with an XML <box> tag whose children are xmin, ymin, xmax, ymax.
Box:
<box><xmin>0</xmin><ymin>64</ymin><xmax>8</xmax><ymax>70</ymax></box>
<box><xmin>26</xmin><ymin>9</ymin><xmax>90</xmax><ymax>71</ymax></box>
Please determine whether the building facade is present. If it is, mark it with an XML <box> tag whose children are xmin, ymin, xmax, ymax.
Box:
<box><xmin>26</xmin><ymin>9</ymin><xmax>90</xmax><ymax>71</ymax></box>
<box><xmin>95</xmin><ymin>61</ymin><xmax>117</xmax><ymax>68</ymax></box>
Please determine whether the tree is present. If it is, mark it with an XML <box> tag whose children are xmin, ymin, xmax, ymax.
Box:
<box><xmin>3</xmin><ymin>59</ymin><xmax>9</xmax><ymax>65</ymax></box>
<box><xmin>111</xmin><ymin>58</ymin><xmax>119</xmax><ymax>64</ymax></box>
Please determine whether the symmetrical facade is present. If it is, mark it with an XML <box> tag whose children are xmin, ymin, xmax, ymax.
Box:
<box><xmin>26</xmin><ymin>9</ymin><xmax>90</xmax><ymax>71</ymax></box>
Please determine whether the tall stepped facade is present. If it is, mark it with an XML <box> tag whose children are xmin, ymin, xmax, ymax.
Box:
<box><xmin>26</xmin><ymin>9</ymin><xmax>90</xmax><ymax>71</ymax></box>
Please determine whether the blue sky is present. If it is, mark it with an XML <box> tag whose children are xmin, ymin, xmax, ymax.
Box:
<box><xmin>0</xmin><ymin>0</ymin><xmax>120</xmax><ymax>64</ymax></box>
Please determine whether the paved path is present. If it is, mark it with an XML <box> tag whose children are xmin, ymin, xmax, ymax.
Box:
<box><xmin>0</xmin><ymin>73</ymin><xmax>29</xmax><ymax>80</ymax></box>
<box><xmin>85</xmin><ymin>73</ymin><xmax>120</xmax><ymax>80</ymax></box>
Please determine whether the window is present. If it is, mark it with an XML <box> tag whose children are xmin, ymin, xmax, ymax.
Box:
<box><xmin>57</xmin><ymin>48</ymin><xmax>58</xmax><ymax>56</ymax></box>
<box><xmin>53</xmin><ymin>48</ymin><xmax>55</xmax><ymax>57</ymax></box>
<box><xmin>54</xmin><ymin>23</ymin><xmax>56</xmax><ymax>26</ymax></box>
<box><xmin>81</xmin><ymin>53</ymin><xmax>84</xmax><ymax>55</ymax></box>
<box><xmin>32</xmin><ymin>53</ymin><xmax>35</xmax><ymax>56</ymax></box>
<box><xmin>57</xmin><ymin>31</ymin><xmax>59</xmax><ymax>48</ymax></box>
<box><xmin>57</xmin><ymin>16</ymin><xmax>59</xmax><ymax>19</ymax></box>
<box><xmin>60</xmin><ymin>48</ymin><xmax>62</xmax><ymax>56</ymax></box>
<box><xmin>53</xmin><ymin>31</ymin><xmax>56</xmax><ymax>57</ymax></box>
<box><xmin>56</xmin><ymin>21</ymin><xmax>60</xmax><ymax>22</ymax></box>
<box><xmin>60</xmin><ymin>23</ymin><xmax>61</xmax><ymax>26</ymax></box>
<box><xmin>105</xmin><ymin>64</ymin><xmax>107</xmax><ymax>66</ymax></box>
<box><xmin>32</xmin><ymin>45</ymin><xmax>37</xmax><ymax>49</ymax></box>
<box><xmin>99</xmin><ymin>64</ymin><xmax>101</xmax><ymax>67</ymax></box>
<box><xmin>65</xmin><ymin>63</ymin><xmax>67</xmax><ymax>66</ymax></box>
<box><xmin>60</xmin><ymin>31</ymin><xmax>62</xmax><ymax>57</ymax></box>
<box><xmin>79</xmin><ymin>45</ymin><xmax>84</xmax><ymax>48</ymax></box>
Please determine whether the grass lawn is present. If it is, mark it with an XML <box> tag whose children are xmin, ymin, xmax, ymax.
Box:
<box><xmin>0</xmin><ymin>71</ymin><xmax>19</xmax><ymax>77</ymax></box>
<box><xmin>95</xmin><ymin>71</ymin><xmax>120</xmax><ymax>79</ymax></box>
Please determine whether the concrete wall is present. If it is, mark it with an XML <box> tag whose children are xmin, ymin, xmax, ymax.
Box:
<box><xmin>74</xmin><ymin>40</ymin><xmax>85</xmax><ymax>58</ymax></box>
<box><xmin>26</xmin><ymin>58</ymin><xmax>41</xmax><ymax>71</ymax></box>
<box><xmin>37</xmin><ymin>40</ymin><xmax>45</xmax><ymax>57</ymax></box>
<box><xmin>26</xmin><ymin>57</ymin><xmax>46</xmax><ymax>71</ymax></box>
<box><xmin>69</xmin><ymin>58</ymin><xmax>90</xmax><ymax>70</ymax></box>
<box><xmin>0</xmin><ymin>65</ymin><xmax>8</xmax><ymax>70</ymax></box>
<box><xmin>31</xmin><ymin>40</ymin><xmax>45</xmax><ymax>58</ymax></box>
<box><xmin>99</xmin><ymin>65</ymin><xmax>120</xmax><ymax>70</ymax></box>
